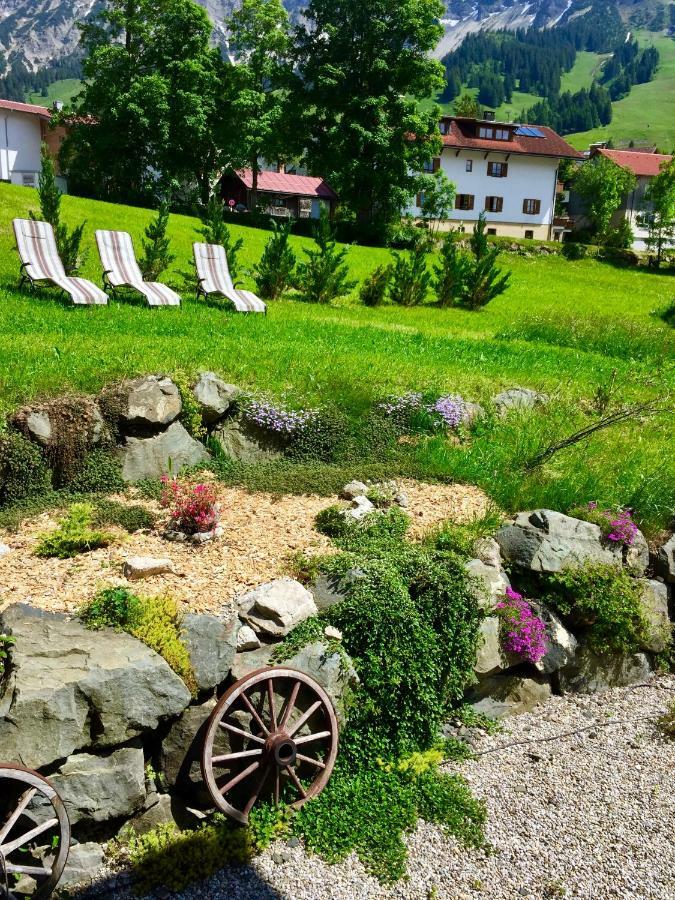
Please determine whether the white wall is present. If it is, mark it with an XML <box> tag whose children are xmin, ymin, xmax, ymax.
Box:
<box><xmin>410</xmin><ymin>148</ymin><xmax>559</xmax><ymax>229</ymax></box>
<box><xmin>0</xmin><ymin>112</ymin><xmax>43</xmax><ymax>186</ymax></box>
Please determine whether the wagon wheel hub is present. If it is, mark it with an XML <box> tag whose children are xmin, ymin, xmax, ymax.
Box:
<box><xmin>268</xmin><ymin>732</ymin><xmax>297</xmax><ymax>767</ymax></box>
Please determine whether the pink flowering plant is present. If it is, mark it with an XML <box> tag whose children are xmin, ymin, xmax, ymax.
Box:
<box><xmin>573</xmin><ymin>502</ymin><xmax>638</xmax><ymax>548</ymax></box>
<box><xmin>495</xmin><ymin>587</ymin><xmax>549</xmax><ymax>665</ymax></box>
<box><xmin>160</xmin><ymin>476</ymin><xmax>219</xmax><ymax>535</ymax></box>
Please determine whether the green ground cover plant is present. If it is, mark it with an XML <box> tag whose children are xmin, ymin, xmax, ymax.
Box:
<box><xmin>0</xmin><ymin>183</ymin><xmax>672</xmax><ymax>533</ymax></box>
<box><xmin>34</xmin><ymin>502</ymin><xmax>115</xmax><ymax>558</ymax></box>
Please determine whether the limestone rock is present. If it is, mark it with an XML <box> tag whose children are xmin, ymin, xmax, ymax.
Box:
<box><xmin>192</xmin><ymin>373</ymin><xmax>241</xmax><ymax>425</ymax></box>
<box><xmin>159</xmin><ymin>698</ymin><xmax>216</xmax><ymax>799</ymax></box>
<box><xmin>345</xmin><ymin>495</ymin><xmax>375</xmax><ymax>521</ymax></box>
<box><xmin>625</xmin><ymin>527</ymin><xmax>649</xmax><ymax>574</ymax></box>
<box><xmin>180</xmin><ymin>613</ymin><xmax>237</xmax><ymax>692</ymax></box>
<box><xmin>473</xmin><ymin>536</ymin><xmax>502</xmax><ymax>569</ymax></box>
<box><xmin>340</xmin><ymin>481</ymin><xmax>368</xmax><ymax>500</ymax></box>
<box><xmin>0</xmin><ymin>543</ymin><xmax>11</xmax><ymax>558</ymax></box>
<box><xmin>470</xmin><ymin>674</ymin><xmax>552</xmax><ymax>719</ymax></box>
<box><xmin>465</xmin><ymin>558</ymin><xmax>510</xmax><ymax>608</ymax></box>
<box><xmin>324</xmin><ymin>625</ymin><xmax>343</xmax><ymax>641</ymax></box>
<box><xmin>123</xmin><ymin>555</ymin><xmax>174</xmax><ymax>581</ymax></box>
<box><xmin>0</xmin><ymin>604</ymin><xmax>191</xmax><ymax>769</ymax></box>
<box><xmin>474</xmin><ymin>617</ymin><xmax>507</xmax><ymax>676</ymax></box>
<box><xmin>236</xmin><ymin>624</ymin><xmax>261</xmax><ymax>652</ymax></box>
<box><xmin>128</xmin><ymin>794</ymin><xmax>177</xmax><ymax>835</ymax></box>
<box><xmin>283</xmin><ymin>640</ymin><xmax>359</xmax><ymax>725</ymax></box>
<box><xmin>59</xmin><ymin>842</ymin><xmax>105</xmax><ymax>888</ymax></box>
<box><xmin>495</xmin><ymin>509</ymin><xmax>620</xmax><ymax>573</ymax></box>
<box><xmin>51</xmin><ymin>746</ymin><xmax>146</xmax><ymax>825</ymax></box>
<box><xmin>637</xmin><ymin>579</ymin><xmax>671</xmax><ymax>653</ymax></box>
<box><xmin>238</xmin><ymin>579</ymin><xmax>318</xmax><ymax>639</ymax></box>
<box><xmin>103</xmin><ymin>375</ymin><xmax>182</xmax><ymax>433</ymax></box>
<box><xmin>556</xmin><ymin>641</ymin><xmax>652</xmax><ymax>694</ymax></box>
<box><xmin>655</xmin><ymin>535</ymin><xmax>675</xmax><ymax>584</ymax></box>
<box><xmin>118</xmin><ymin>421</ymin><xmax>209</xmax><ymax>482</ymax></box>
<box><xmin>533</xmin><ymin>603</ymin><xmax>578</xmax><ymax>674</ymax></box>
<box><xmin>493</xmin><ymin>388</ymin><xmax>549</xmax><ymax>414</ymax></box>
<box><xmin>463</xmin><ymin>402</ymin><xmax>486</xmax><ymax>425</ymax></box>
<box><xmin>211</xmin><ymin>419</ymin><xmax>282</xmax><ymax>464</ymax></box>
<box><xmin>310</xmin><ymin>570</ymin><xmax>364</xmax><ymax>612</ymax></box>
<box><xmin>230</xmin><ymin>644</ymin><xmax>275</xmax><ymax>682</ymax></box>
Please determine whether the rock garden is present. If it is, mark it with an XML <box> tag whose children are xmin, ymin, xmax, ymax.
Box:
<box><xmin>0</xmin><ymin>372</ymin><xmax>673</xmax><ymax>898</ymax></box>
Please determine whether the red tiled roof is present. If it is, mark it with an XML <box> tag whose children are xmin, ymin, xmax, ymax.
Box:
<box><xmin>235</xmin><ymin>168</ymin><xmax>337</xmax><ymax>199</ymax></box>
<box><xmin>0</xmin><ymin>98</ymin><xmax>51</xmax><ymax>119</ymax></box>
<box><xmin>439</xmin><ymin>117</ymin><xmax>584</xmax><ymax>159</ymax></box>
<box><xmin>595</xmin><ymin>148</ymin><xmax>673</xmax><ymax>177</ymax></box>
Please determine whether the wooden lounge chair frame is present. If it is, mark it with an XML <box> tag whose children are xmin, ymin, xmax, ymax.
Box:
<box><xmin>95</xmin><ymin>229</ymin><xmax>181</xmax><ymax>307</ymax></box>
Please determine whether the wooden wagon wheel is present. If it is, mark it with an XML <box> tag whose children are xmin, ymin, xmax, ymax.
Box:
<box><xmin>0</xmin><ymin>765</ymin><xmax>70</xmax><ymax>900</ymax></box>
<box><xmin>202</xmin><ymin>667</ymin><xmax>339</xmax><ymax>824</ymax></box>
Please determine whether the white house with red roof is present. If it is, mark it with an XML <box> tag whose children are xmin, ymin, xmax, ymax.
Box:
<box><xmin>221</xmin><ymin>167</ymin><xmax>337</xmax><ymax>219</ymax></box>
<box><xmin>409</xmin><ymin>115</ymin><xmax>584</xmax><ymax>241</ymax></box>
<box><xmin>0</xmin><ymin>98</ymin><xmax>67</xmax><ymax>188</ymax></box>
<box><xmin>590</xmin><ymin>147</ymin><xmax>673</xmax><ymax>251</ymax></box>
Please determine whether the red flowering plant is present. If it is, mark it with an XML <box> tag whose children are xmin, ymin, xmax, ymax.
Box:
<box><xmin>160</xmin><ymin>476</ymin><xmax>219</xmax><ymax>535</ymax></box>
<box><xmin>495</xmin><ymin>587</ymin><xmax>549</xmax><ymax>665</ymax></box>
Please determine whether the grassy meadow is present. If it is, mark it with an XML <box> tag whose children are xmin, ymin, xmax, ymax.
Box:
<box><xmin>0</xmin><ymin>183</ymin><xmax>673</xmax><ymax>532</ymax></box>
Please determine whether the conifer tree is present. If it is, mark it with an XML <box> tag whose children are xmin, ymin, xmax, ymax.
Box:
<box><xmin>140</xmin><ymin>201</ymin><xmax>175</xmax><ymax>279</ymax></box>
<box><xmin>32</xmin><ymin>144</ymin><xmax>85</xmax><ymax>275</ymax></box>
<box><xmin>254</xmin><ymin>220</ymin><xmax>296</xmax><ymax>300</ymax></box>
<box><xmin>296</xmin><ymin>208</ymin><xmax>356</xmax><ymax>304</ymax></box>
<box><xmin>197</xmin><ymin>196</ymin><xmax>245</xmax><ymax>286</ymax></box>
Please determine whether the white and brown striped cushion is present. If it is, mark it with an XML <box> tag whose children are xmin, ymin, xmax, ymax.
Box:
<box><xmin>95</xmin><ymin>229</ymin><xmax>180</xmax><ymax>307</ymax></box>
<box><xmin>193</xmin><ymin>242</ymin><xmax>266</xmax><ymax>313</ymax></box>
<box><xmin>13</xmin><ymin>218</ymin><xmax>108</xmax><ymax>306</ymax></box>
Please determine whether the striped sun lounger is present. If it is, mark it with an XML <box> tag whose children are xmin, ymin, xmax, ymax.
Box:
<box><xmin>95</xmin><ymin>229</ymin><xmax>181</xmax><ymax>307</ymax></box>
<box><xmin>193</xmin><ymin>242</ymin><xmax>266</xmax><ymax>313</ymax></box>
<box><xmin>13</xmin><ymin>218</ymin><xmax>108</xmax><ymax>306</ymax></box>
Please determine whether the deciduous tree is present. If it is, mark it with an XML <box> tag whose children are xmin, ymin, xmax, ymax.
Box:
<box><xmin>642</xmin><ymin>158</ymin><xmax>675</xmax><ymax>265</ymax></box>
<box><xmin>572</xmin><ymin>155</ymin><xmax>637</xmax><ymax>243</ymax></box>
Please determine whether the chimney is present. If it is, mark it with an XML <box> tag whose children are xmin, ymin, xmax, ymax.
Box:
<box><xmin>276</xmin><ymin>162</ymin><xmax>285</xmax><ymax>174</ymax></box>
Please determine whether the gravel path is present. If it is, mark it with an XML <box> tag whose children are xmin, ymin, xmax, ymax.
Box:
<box><xmin>83</xmin><ymin>675</ymin><xmax>675</xmax><ymax>900</ymax></box>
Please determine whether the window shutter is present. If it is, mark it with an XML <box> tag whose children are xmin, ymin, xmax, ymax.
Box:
<box><xmin>497</xmin><ymin>197</ymin><xmax>503</xmax><ymax>212</ymax></box>
<box><xmin>416</xmin><ymin>193</ymin><xmax>422</xmax><ymax>208</ymax></box>
<box><xmin>432</xmin><ymin>157</ymin><xmax>441</xmax><ymax>172</ymax></box>
<box><xmin>502</xmin><ymin>163</ymin><xmax>508</xmax><ymax>177</ymax></box>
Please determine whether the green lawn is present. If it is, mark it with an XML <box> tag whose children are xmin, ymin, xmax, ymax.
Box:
<box><xmin>559</xmin><ymin>50</ymin><xmax>611</xmax><ymax>94</ymax></box>
<box><xmin>26</xmin><ymin>78</ymin><xmax>81</xmax><ymax>108</ymax></box>
<box><xmin>0</xmin><ymin>183</ymin><xmax>673</xmax><ymax>531</ymax></box>
<box><xmin>567</xmin><ymin>30</ymin><xmax>675</xmax><ymax>151</ymax></box>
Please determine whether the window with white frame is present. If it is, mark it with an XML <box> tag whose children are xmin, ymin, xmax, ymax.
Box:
<box><xmin>465</xmin><ymin>159</ymin><xmax>473</xmax><ymax>172</ymax></box>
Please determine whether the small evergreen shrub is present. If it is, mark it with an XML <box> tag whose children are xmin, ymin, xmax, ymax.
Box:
<box><xmin>359</xmin><ymin>265</ymin><xmax>391</xmax><ymax>306</ymax></box>
<box><xmin>34</xmin><ymin>503</ymin><xmax>115</xmax><ymax>559</ymax></box>
<box><xmin>254</xmin><ymin>220</ymin><xmax>296</xmax><ymax>300</ymax></box>
<box><xmin>296</xmin><ymin>209</ymin><xmax>357</xmax><ymax>304</ymax></box>
<box><xmin>32</xmin><ymin>144</ymin><xmax>85</xmax><ymax>274</ymax></box>
<box><xmin>0</xmin><ymin>432</ymin><xmax>51</xmax><ymax>504</ymax></box>
<box><xmin>197</xmin><ymin>197</ymin><xmax>244</xmax><ymax>286</ymax></box>
<box><xmin>94</xmin><ymin>499</ymin><xmax>156</xmax><ymax>533</ymax></box>
<box><xmin>79</xmin><ymin>586</ymin><xmax>143</xmax><ymax>630</ymax></box>
<box><xmin>461</xmin><ymin>214</ymin><xmax>511</xmax><ymax>310</ymax></box>
<box><xmin>388</xmin><ymin>242</ymin><xmax>431</xmax><ymax>306</ymax></box>
<box><xmin>131</xmin><ymin>594</ymin><xmax>196</xmax><ymax>693</ymax></box>
<box><xmin>433</xmin><ymin>232</ymin><xmax>471</xmax><ymax>306</ymax></box>
<box><xmin>139</xmin><ymin>201</ymin><xmax>175</xmax><ymax>280</ymax></box>
<box><xmin>67</xmin><ymin>450</ymin><xmax>125</xmax><ymax>494</ymax></box>
<box><xmin>543</xmin><ymin>563</ymin><xmax>648</xmax><ymax>653</ymax></box>
<box><xmin>314</xmin><ymin>505</ymin><xmax>410</xmax><ymax>552</ymax></box>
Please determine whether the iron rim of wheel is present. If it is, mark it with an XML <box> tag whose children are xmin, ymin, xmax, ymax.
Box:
<box><xmin>0</xmin><ymin>764</ymin><xmax>70</xmax><ymax>900</ymax></box>
<box><xmin>201</xmin><ymin>666</ymin><xmax>339</xmax><ymax>824</ymax></box>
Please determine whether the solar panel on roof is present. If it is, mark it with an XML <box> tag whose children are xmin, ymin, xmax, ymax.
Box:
<box><xmin>515</xmin><ymin>126</ymin><xmax>544</xmax><ymax>137</ymax></box>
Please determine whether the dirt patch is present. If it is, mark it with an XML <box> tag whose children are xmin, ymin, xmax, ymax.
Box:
<box><xmin>0</xmin><ymin>479</ymin><xmax>489</xmax><ymax>617</ymax></box>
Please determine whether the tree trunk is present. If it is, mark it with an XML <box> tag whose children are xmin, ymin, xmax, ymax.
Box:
<box><xmin>250</xmin><ymin>158</ymin><xmax>258</xmax><ymax>212</ymax></box>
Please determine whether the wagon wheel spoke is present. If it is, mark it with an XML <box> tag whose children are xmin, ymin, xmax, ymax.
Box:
<box><xmin>0</xmin><ymin>788</ymin><xmax>37</xmax><ymax>844</ymax></box>
<box><xmin>219</xmin><ymin>761</ymin><xmax>261</xmax><ymax>796</ymax></box>
<box><xmin>242</xmin><ymin>764</ymin><xmax>272</xmax><ymax>816</ymax></box>
<box><xmin>296</xmin><ymin>753</ymin><xmax>326</xmax><ymax>769</ymax></box>
<box><xmin>5</xmin><ymin>862</ymin><xmax>53</xmax><ymax>877</ymax></box>
<box><xmin>274</xmin><ymin>768</ymin><xmax>280</xmax><ymax>806</ymax></box>
<box><xmin>294</xmin><ymin>730</ymin><xmax>332</xmax><ymax>746</ymax></box>
<box><xmin>285</xmin><ymin>766</ymin><xmax>307</xmax><ymax>799</ymax></box>
<box><xmin>240</xmin><ymin>690</ymin><xmax>270</xmax><ymax>737</ymax></box>
<box><xmin>1</xmin><ymin>817</ymin><xmax>59</xmax><ymax>856</ymax></box>
<box><xmin>267</xmin><ymin>678</ymin><xmax>277</xmax><ymax>731</ymax></box>
<box><xmin>287</xmin><ymin>700</ymin><xmax>322</xmax><ymax>737</ymax></box>
<box><xmin>211</xmin><ymin>749</ymin><xmax>263</xmax><ymax>765</ymax></box>
<box><xmin>279</xmin><ymin>680</ymin><xmax>301</xmax><ymax>730</ymax></box>
<box><xmin>219</xmin><ymin>721</ymin><xmax>266</xmax><ymax>744</ymax></box>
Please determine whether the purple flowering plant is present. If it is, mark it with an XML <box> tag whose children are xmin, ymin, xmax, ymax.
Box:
<box><xmin>378</xmin><ymin>391</ymin><xmax>466</xmax><ymax>433</ymax></box>
<box><xmin>575</xmin><ymin>502</ymin><xmax>639</xmax><ymax>548</ymax></box>
<box><xmin>495</xmin><ymin>587</ymin><xmax>549</xmax><ymax>665</ymax></box>
<box><xmin>242</xmin><ymin>397</ymin><xmax>319</xmax><ymax>438</ymax></box>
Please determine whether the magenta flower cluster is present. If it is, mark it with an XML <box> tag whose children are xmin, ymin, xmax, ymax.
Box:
<box><xmin>495</xmin><ymin>587</ymin><xmax>549</xmax><ymax>665</ymax></box>
<box><xmin>587</xmin><ymin>502</ymin><xmax>638</xmax><ymax>547</ymax></box>
<box><xmin>378</xmin><ymin>391</ymin><xmax>466</xmax><ymax>431</ymax></box>
<box><xmin>160</xmin><ymin>477</ymin><xmax>219</xmax><ymax>535</ymax></box>
<box><xmin>244</xmin><ymin>399</ymin><xmax>317</xmax><ymax>436</ymax></box>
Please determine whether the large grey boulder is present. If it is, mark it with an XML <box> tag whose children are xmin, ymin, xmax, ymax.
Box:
<box><xmin>236</xmin><ymin>625</ymin><xmax>261</xmax><ymax>651</ymax></box>
<box><xmin>159</xmin><ymin>698</ymin><xmax>217</xmax><ymax>800</ymax></box>
<box><xmin>474</xmin><ymin>617</ymin><xmax>508</xmax><ymax>676</ymax></box>
<box><xmin>180</xmin><ymin>614</ymin><xmax>238</xmax><ymax>693</ymax></box>
<box><xmin>211</xmin><ymin>419</ymin><xmax>282</xmax><ymax>464</ymax></box>
<box><xmin>118</xmin><ymin>420</ymin><xmax>209</xmax><ymax>482</ymax></box>
<box><xmin>533</xmin><ymin>603</ymin><xmax>578</xmax><ymax>674</ymax></box>
<box><xmin>556</xmin><ymin>641</ymin><xmax>652</xmax><ymax>694</ymax></box>
<box><xmin>59</xmin><ymin>842</ymin><xmax>106</xmax><ymax>888</ymax></box>
<box><xmin>469</xmin><ymin>674</ymin><xmax>552</xmax><ymax>720</ymax></box>
<box><xmin>283</xmin><ymin>641</ymin><xmax>359</xmax><ymax>725</ymax></box>
<box><xmin>192</xmin><ymin>372</ymin><xmax>241</xmax><ymax>425</ymax></box>
<box><xmin>637</xmin><ymin>579</ymin><xmax>671</xmax><ymax>653</ymax></box>
<box><xmin>493</xmin><ymin>388</ymin><xmax>548</xmax><ymax>414</ymax></box>
<box><xmin>310</xmin><ymin>569</ymin><xmax>364</xmax><ymax>612</ymax></box>
<box><xmin>238</xmin><ymin>579</ymin><xmax>318</xmax><ymax>639</ymax></box>
<box><xmin>473</xmin><ymin>537</ymin><xmax>502</xmax><ymax>569</ymax></box>
<box><xmin>655</xmin><ymin>535</ymin><xmax>675</xmax><ymax>584</ymax></box>
<box><xmin>625</xmin><ymin>528</ymin><xmax>649</xmax><ymax>574</ymax></box>
<box><xmin>102</xmin><ymin>375</ymin><xmax>182</xmax><ymax>434</ymax></box>
<box><xmin>495</xmin><ymin>509</ymin><xmax>620</xmax><ymax>573</ymax></box>
<box><xmin>230</xmin><ymin>644</ymin><xmax>275</xmax><ymax>682</ymax></box>
<box><xmin>0</xmin><ymin>604</ymin><xmax>191</xmax><ymax>769</ymax></box>
<box><xmin>465</xmin><ymin>558</ymin><xmax>510</xmax><ymax>608</ymax></box>
<box><xmin>51</xmin><ymin>746</ymin><xmax>146</xmax><ymax>825</ymax></box>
